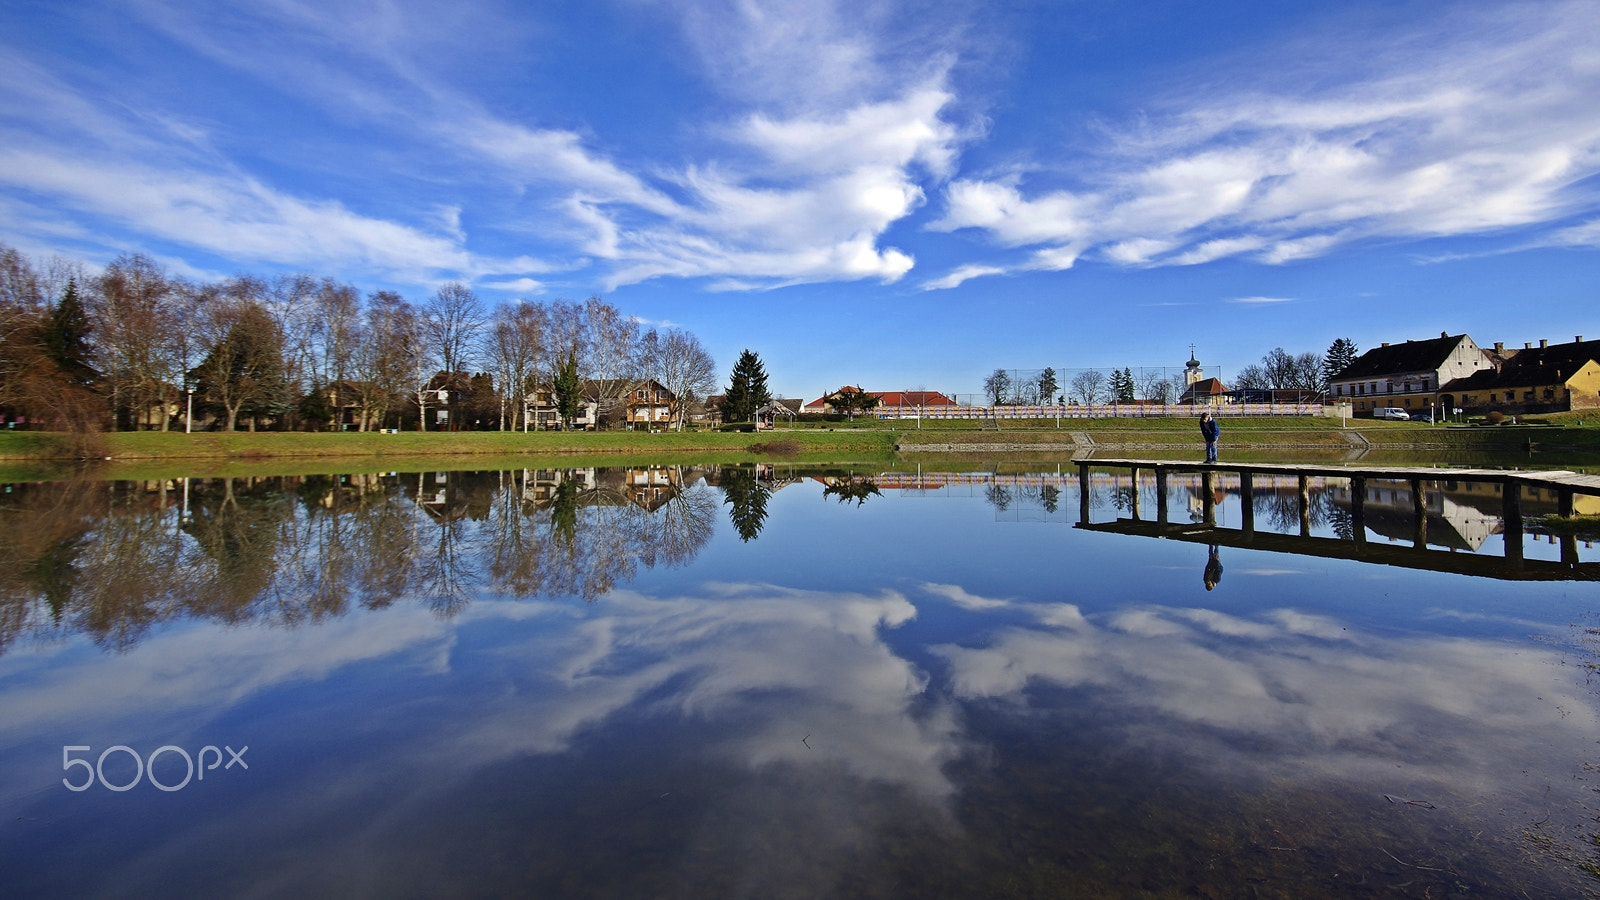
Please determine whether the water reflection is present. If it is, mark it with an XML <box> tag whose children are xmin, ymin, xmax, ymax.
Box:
<box><xmin>1</xmin><ymin>465</ymin><xmax>1598</xmax><ymax>896</ymax></box>
<box><xmin>712</xmin><ymin>465</ymin><xmax>771</xmax><ymax>542</ymax></box>
<box><xmin>0</xmin><ymin>467</ymin><xmax>723</xmax><ymax>654</ymax></box>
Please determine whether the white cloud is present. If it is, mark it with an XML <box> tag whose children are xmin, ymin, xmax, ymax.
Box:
<box><xmin>921</xmin><ymin>263</ymin><xmax>1005</xmax><ymax>291</ymax></box>
<box><xmin>1227</xmin><ymin>295</ymin><xmax>1293</xmax><ymax>304</ymax></box>
<box><xmin>933</xmin><ymin>2</ymin><xmax>1600</xmax><ymax>270</ymax></box>
<box><xmin>931</xmin><ymin>601</ymin><xmax>1596</xmax><ymax>799</ymax></box>
<box><xmin>480</xmin><ymin>277</ymin><xmax>546</xmax><ymax>294</ymax></box>
<box><xmin>0</xmin><ymin>148</ymin><xmax>475</xmax><ymax>278</ymax></box>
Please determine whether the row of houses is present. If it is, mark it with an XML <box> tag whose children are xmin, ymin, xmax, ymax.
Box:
<box><xmin>1328</xmin><ymin>332</ymin><xmax>1600</xmax><ymax>417</ymax></box>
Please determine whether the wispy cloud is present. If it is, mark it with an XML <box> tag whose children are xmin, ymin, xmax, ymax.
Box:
<box><xmin>1227</xmin><ymin>296</ymin><xmax>1293</xmax><ymax>304</ymax></box>
<box><xmin>921</xmin><ymin>263</ymin><xmax>1005</xmax><ymax>291</ymax></box>
<box><xmin>931</xmin><ymin>1</ymin><xmax>1600</xmax><ymax>273</ymax></box>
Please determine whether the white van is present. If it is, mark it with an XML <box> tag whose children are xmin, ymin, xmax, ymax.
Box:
<box><xmin>1373</xmin><ymin>407</ymin><xmax>1410</xmax><ymax>420</ymax></box>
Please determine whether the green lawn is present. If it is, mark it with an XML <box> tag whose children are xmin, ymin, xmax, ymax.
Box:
<box><xmin>0</xmin><ymin>428</ymin><xmax>896</xmax><ymax>462</ymax></box>
<box><xmin>3</xmin><ymin>415</ymin><xmax>1595</xmax><ymax>470</ymax></box>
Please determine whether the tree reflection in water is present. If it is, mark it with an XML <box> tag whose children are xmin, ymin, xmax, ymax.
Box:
<box><xmin>0</xmin><ymin>466</ymin><xmax>719</xmax><ymax>655</ymax></box>
<box><xmin>717</xmin><ymin>465</ymin><xmax>771</xmax><ymax>542</ymax></box>
<box><xmin>821</xmin><ymin>472</ymin><xmax>882</xmax><ymax>506</ymax></box>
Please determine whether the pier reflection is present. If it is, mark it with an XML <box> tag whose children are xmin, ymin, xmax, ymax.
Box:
<box><xmin>1068</xmin><ymin>464</ymin><xmax>1600</xmax><ymax>581</ymax></box>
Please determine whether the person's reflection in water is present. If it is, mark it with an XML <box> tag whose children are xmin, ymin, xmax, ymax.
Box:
<box><xmin>1203</xmin><ymin>544</ymin><xmax>1223</xmax><ymax>591</ymax></box>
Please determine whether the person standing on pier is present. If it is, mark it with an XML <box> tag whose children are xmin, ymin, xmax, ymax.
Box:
<box><xmin>1199</xmin><ymin>412</ymin><xmax>1220</xmax><ymax>463</ymax></box>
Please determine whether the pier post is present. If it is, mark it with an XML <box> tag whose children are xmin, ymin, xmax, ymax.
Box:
<box><xmin>1239</xmin><ymin>470</ymin><xmax>1254</xmax><ymax>534</ymax></box>
<box><xmin>1297</xmin><ymin>474</ymin><xmax>1311</xmax><ymax>537</ymax></box>
<box><xmin>1351</xmin><ymin>477</ymin><xmax>1366</xmax><ymax>545</ymax></box>
<box><xmin>1129</xmin><ymin>467</ymin><xmax>1141</xmax><ymax>520</ymax></box>
<box><xmin>1502</xmin><ymin>480</ymin><xmax>1523</xmax><ymax>562</ymax></box>
<box><xmin>1156</xmin><ymin>468</ymin><xmax>1169</xmax><ymax>524</ymax></box>
<box><xmin>1558</xmin><ymin>489</ymin><xmax>1579</xmax><ymax>565</ymax></box>
<box><xmin>1078</xmin><ymin>464</ymin><xmax>1091</xmax><ymax>525</ymax></box>
<box><xmin>1410</xmin><ymin>478</ymin><xmax>1427</xmax><ymax>548</ymax></box>
<box><xmin>1201</xmin><ymin>469</ymin><xmax>1215</xmax><ymax>526</ymax></box>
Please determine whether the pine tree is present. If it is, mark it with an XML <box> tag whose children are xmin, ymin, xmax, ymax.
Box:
<box><xmin>1109</xmin><ymin>367</ymin><xmax>1136</xmax><ymax>403</ymax></box>
<box><xmin>1037</xmin><ymin>367</ymin><xmax>1059</xmax><ymax>405</ymax></box>
<box><xmin>553</xmin><ymin>353</ymin><xmax>583</xmax><ymax>428</ymax></box>
<box><xmin>40</xmin><ymin>278</ymin><xmax>96</xmax><ymax>387</ymax></box>
<box><xmin>722</xmin><ymin>349</ymin><xmax>771</xmax><ymax>423</ymax></box>
<box><xmin>1321</xmin><ymin>338</ymin><xmax>1359</xmax><ymax>389</ymax></box>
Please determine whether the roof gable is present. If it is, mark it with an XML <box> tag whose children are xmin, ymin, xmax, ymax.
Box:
<box><xmin>1331</xmin><ymin>334</ymin><xmax>1471</xmax><ymax>381</ymax></box>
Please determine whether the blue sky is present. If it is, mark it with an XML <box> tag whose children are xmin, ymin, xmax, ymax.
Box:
<box><xmin>2</xmin><ymin>0</ymin><xmax>1597</xmax><ymax>402</ymax></box>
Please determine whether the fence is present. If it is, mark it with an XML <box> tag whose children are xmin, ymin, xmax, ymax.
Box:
<box><xmin>962</xmin><ymin>366</ymin><xmax>1226</xmax><ymax>407</ymax></box>
<box><xmin>867</xmin><ymin>402</ymin><xmax>1325</xmax><ymax>419</ymax></box>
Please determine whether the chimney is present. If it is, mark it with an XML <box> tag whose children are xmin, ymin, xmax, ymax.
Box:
<box><xmin>1525</xmin><ymin>342</ymin><xmax>1533</xmax><ymax>349</ymax></box>
<box><xmin>1494</xmin><ymin>342</ymin><xmax>1504</xmax><ymax>353</ymax></box>
<box><xmin>1381</xmin><ymin>342</ymin><xmax>1390</xmax><ymax>347</ymax></box>
<box><xmin>1440</xmin><ymin>331</ymin><xmax>1448</xmax><ymax>338</ymax></box>
<box><xmin>1540</xmin><ymin>338</ymin><xmax>1548</xmax><ymax>349</ymax></box>
<box><xmin>1577</xmin><ymin>335</ymin><xmax>1585</xmax><ymax>343</ymax></box>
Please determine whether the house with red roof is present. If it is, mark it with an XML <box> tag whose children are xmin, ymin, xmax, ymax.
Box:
<box><xmin>805</xmin><ymin>387</ymin><xmax>958</xmax><ymax>413</ymax></box>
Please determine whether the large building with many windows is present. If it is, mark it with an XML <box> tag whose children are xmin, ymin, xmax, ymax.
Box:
<box><xmin>1326</xmin><ymin>332</ymin><xmax>1494</xmax><ymax>416</ymax></box>
<box><xmin>1328</xmin><ymin>333</ymin><xmax>1600</xmax><ymax>417</ymax></box>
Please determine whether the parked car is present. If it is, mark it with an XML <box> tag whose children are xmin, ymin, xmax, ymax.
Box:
<box><xmin>1373</xmin><ymin>407</ymin><xmax>1410</xmax><ymax>420</ymax></box>
<box><xmin>1409</xmin><ymin>413</ymin><xmax>1432</xmax><ymax>422</ymax></box>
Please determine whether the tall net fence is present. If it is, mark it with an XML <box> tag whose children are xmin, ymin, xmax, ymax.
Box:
<box><xmin>954</xmin><ymin>366</ymin><xmax>1224</xmax><ymax>407</ymax></box>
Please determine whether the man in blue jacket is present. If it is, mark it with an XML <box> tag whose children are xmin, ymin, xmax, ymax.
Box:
<box><xmin>1199</xmin><ymin>412</ymin><xmax>1219</xmax><ymax>463</ymax></box>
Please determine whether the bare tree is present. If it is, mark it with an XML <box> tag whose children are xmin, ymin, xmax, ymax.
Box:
<box><xmin>485</xmin><ymin>301</ymin><xmax>545</xmax><ymax>430</ymax></box>
<box><xmin>265</xmin><ymin>274</ymin><xmax>320</xmax><ymax>418</ymax></box>
<box><xmin>983</xmin><ymin>368</ymin><xmax>1011</xmax><ymax>405</ymax></box>
<box><xmin>92</xmin><ymin>254</ymin><xmax>177</xmax><ymax>430</ymax></box>
<box><xmin>640</xmin><ymin>327</ymin><xmax>716</xmax><ymax>430</ymax></box>
<box><xmin>193</xmin><ymin>283</ymin><xmax>287</xmax><ymax>431</ymax></box>
<box><xmin>1070</xmin><ymin>369</ymin><xmax>1107</xmax><ymax>405</ymax></box>
<box><xmin>1135</xmin><ymin>368</ymin><xmax>1171</xmax><ymax>404</ymax></box>
<box><xmin>348</xmin><ymin>291</ymin><xmax>415</xmax><ymax>430</ymax></box>
<box><xmin>424</xmin><ymin>282</ymin><xmax>486</xmax><ymax>430</ymax></box>
<box><xmin>583</xmin><ymin>296</ymin><xmax>641</xmax><ymax>426</ymax></box>
<box><xmin>314</xmin><ymin>279</ymin><xmax>362</xmax><ymax>422</ymax></box>
<box><xmin>1234</xmin><ymin>364</ymin><xmax>1270</xmax><ymax>391</ymax></box>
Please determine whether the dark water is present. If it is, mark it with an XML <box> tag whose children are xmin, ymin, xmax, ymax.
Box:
<box><xmin>2</xmin><ymin>464</ymin><xmax>1599</xmax><ymax>898</ymax></box>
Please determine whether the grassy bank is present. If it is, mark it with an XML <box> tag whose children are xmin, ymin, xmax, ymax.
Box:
<box><xmin>0</xmin><ymin>428</ymin><xmax>895</xmax><ymax>460</ymax></box>
<box><xmin>3</xmin><ymin>416</ymin><xmax>1596</xmax><ymax>469</ymax></box>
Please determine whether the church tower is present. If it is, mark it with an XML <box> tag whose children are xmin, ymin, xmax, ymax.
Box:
<box><xmin>1184</xmin><ymin>346</ymin><xmax>1204</xmax><ymax>387</ymax></box>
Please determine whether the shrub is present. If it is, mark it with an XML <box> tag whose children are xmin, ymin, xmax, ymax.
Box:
<box><xmin>747</xmin><ymin>439</ymin><xmax>803</xmax><ymax>456</ymax></box>
<box><xmin>1485</xmin><ymin>411</ymin><xmax>1505</xmax><ymax>425</ymax></box>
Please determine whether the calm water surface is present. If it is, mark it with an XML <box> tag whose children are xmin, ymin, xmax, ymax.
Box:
<box><xmin>2</xmin><ymin>463</ymin><xmax>1599</xmax><ymax>898</ymax></box>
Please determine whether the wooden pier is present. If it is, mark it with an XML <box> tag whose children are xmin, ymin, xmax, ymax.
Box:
<box><xmin>1074</xmin><ymin>459</ymin><xmax>1600</xmax><ymax>580</ymax></box>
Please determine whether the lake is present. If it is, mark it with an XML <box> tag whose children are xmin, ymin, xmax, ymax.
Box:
<box><xmin>2</xmin><ymin>461</ymin><xmax>1599</xmax><ymax>898</ymax></box>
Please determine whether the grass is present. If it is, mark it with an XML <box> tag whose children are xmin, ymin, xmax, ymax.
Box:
<box><xmin>3</xmin><ymin>414</ymin><xmax>1596</xmax><ymax>472</ymax></box>
<box><xmin>0</xmin><ymin>428</ymin><xmax>896</xmax><ymax>460</ymax></box>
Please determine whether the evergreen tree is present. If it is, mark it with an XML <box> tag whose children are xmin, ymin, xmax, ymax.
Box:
<box><xmin>722</xmin><ymin>349</ymin><xmax>771</xmax><ymax>423</ymax></box>
<box><xmin>40</xmin><ymin>278</ymin><xmax>96</xmax><ymax>387</ymax></box>
<box><xmin>1037</xmin><ymin>367</ymin><xmax>1059</xmax><ymax>406</ymax></box>
<box><xmin>1111</xmin><ymin>367</ymin><xmax>1136</xmax><ymax>402</ymax></box>
<box><xmin>1321</xmin><ymin>338</ymin><xmax>1359</xmax><ymax>389</ymax></box>
<box><xmin>553</xmin><ymin>353</ymin><xmax>583</xmax><ymax>429</ymax></box>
